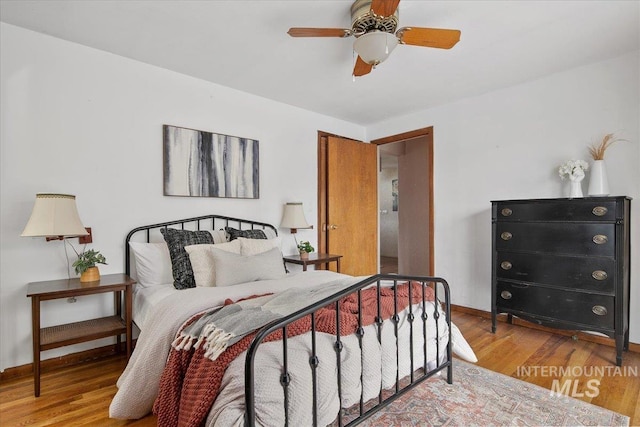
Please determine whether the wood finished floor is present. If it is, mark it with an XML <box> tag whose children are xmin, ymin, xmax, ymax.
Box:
<box><xmin>1</xmin><ymin>312</ymin><xmax>638</xmax><ymax>426</ymax></box>
<box><xmin>454</xmin><ymin>314</ymin><xmax>640</xmax><ymax>426</ymax></box>
<box><xmin>380</xmin><ymin>256</ymin><xmax>398</xmax><ymax>274</ymax></box>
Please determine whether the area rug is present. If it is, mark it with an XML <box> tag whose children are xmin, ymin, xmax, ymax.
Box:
<box><xmin>358</xmin><ymin>360</ymin><xmax>629</xmax><ymax>427</ymax></box>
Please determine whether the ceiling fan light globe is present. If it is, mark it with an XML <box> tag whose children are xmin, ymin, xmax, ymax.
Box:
<box><xmin>353</xmin><ymin>31</ymin><xmax>398</xmax><ymax>65</ymax></box>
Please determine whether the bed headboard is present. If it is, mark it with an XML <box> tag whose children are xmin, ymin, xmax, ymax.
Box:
<box><xmin>124</xmin><ymin>215</ymin><xmax>277</xmax><ymax>276</ymax></box>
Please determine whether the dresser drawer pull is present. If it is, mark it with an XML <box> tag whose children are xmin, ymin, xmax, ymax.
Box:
<box><xmin>500</xmin><ymin>291</ymin><xmax>513</xmax><ymax>300</ymax></box>
<box><xmin>500</xmin><ymin>261</ymin><xmax>512</xmax><ymax>270</ymax></box>
<box><xmin>501</xmin><ymin>208</ymin><xmax>513</xmax><ymax>217</ymax></box>
<box><xmin>592</xmin><ymin>305</ymin><xmax>608</xmax><ymax>316</ymax></box>
<box><xmin>592</xmin><ymin>234</ymin><xmax>608</xmax><ymax>245</ymax></box>
<box><xmin>592</xmin><ymin>270</ymin><xmax>608</xmax><ymax>281</ymax></box>
<box><xmin>592</xmin><ymin>206</ymin><xmax>608</xmax><ymax>217</ymax></box>
<box><xmin>500</xmin><ymin>232</ymin><xmax>513</xmax><ymax>241</ymax></box>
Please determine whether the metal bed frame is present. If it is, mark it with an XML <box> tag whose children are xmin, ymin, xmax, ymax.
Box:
<box><xmin>124</xmin><ymin>215</ymin><xmax>452</xmax><ymax>426</ymax></box>
<box><xmin>245</xmin><ymin>274</ymin><xmax>452</xmax><ymax>426</ymax></box>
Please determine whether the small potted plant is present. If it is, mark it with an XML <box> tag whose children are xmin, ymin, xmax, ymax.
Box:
<box><xmin>297</xmin><ymin>241</ymin><xmax>314</xmax><ymax>260</ymax></box>
<box><xmin>72</xmin><ymin>249</ymin><xmax>108</xmax><ymax>282</ymax></box>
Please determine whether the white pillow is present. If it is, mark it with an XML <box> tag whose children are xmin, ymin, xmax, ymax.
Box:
<box><xmin>262</xmin><ymin>228</ymin><xmax>278</xmax><ymax>239</ymax></box>
<box><xmin>210</xmin><ymin>229</ymin><xmax>228</xmax><ymax>244</ymax></box>
<box><xmin>238</xmin><ymin>236</ymin><xmax>282</xmax><ymax>256</ymax></box>
<box><xmin>211</xmin><ymin>246</ymin><xmax>286</xmax><ymax>287</ymax></box>
<box><xmin>185</xmin><ymin>240</ymin><xmax>241</xmax><ymax>287</ymax></box>
<box><xmin>129</xmin><ymin>242</ymin><xmax>173</xmax><ymax>287</ymax></box>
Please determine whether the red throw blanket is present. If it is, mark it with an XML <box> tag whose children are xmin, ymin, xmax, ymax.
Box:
<box><xmin>154</xmin><ymin>282</ymin><xmax>435</xmax><ymax>427</ymax></box>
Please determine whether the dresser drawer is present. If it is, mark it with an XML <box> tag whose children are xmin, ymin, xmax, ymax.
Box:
<box><xmin>495</xmin><ymin>200</ymin><xmax>617</xmax><ymax>222</ymax></box>
<box><xmin>496</xmin><ymin>252</ymin><xmax>615</xmax><ymax>294</ymax></box>
<box><xmin>496</xmin><ymin>282</ymin><xmax>614</xmax><ymax>329</ymax></box>
<box><xmin>495</xmin><ymin>222</ymin><xmax>615</xmax><ymax>256</ymax></box>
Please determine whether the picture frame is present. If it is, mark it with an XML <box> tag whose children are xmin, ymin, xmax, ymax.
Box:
<box><xmin>163</xmin><ymin>124</ymin><xmax>259</xmax><ymax>199</ymax></box>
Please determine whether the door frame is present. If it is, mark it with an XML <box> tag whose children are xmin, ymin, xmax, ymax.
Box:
<box><xmin>372</xmin><ymin>126</ymin><xmax>434</xmax><ymax>275</ymax></box>
<box><xmin>317</xmin><ymin>127</ymin><xmax>435</xmax><ymax>276</ymax></box>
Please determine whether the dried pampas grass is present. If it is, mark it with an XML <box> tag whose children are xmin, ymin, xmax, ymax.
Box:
<box><xmin>588</xmin><ymin>133</ymin><xmax>626</xmax><ymax>160</ymax></box>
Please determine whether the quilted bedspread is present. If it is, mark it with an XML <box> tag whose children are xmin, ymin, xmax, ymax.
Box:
<box><xmin>110</xmin><ymin>271</ymin><xmax>473</xmax><ymax>426</ymax></box>
<box><xmin>154</xmin><ymin>281</ymin><xmax>436</xmax><ymax>426</ymax></box>
<box><xmin>205</xmin><ymin>289</ymin><xmax>450</xmax><ymax>427</ymax></box>
<box><xmin>109</xmin><ymin>271</ymin><xmax>356</xmax><ymax>419</ymax></box>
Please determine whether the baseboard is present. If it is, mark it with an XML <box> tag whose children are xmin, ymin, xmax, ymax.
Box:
<box><xmin>451</xmin><ymin>304</ymin><xmax>640</xmax><ymax>354</ymax></box>
<box><xmin>0</xmin><ymin>343</ymin><xmax>127</xmax><ymax>383</ymax></box>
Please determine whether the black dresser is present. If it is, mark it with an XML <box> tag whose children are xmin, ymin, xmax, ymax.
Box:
<box><xmin>491</xmin><ymin>197</ymin><xmax>631</xmax><ymax>365</ymax></box>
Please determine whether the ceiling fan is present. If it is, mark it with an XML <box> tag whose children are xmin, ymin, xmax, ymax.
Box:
<box><xmin>288</xmin><ymin>0</ymin><xmax>461</xmax><ymax>77</ymax></box>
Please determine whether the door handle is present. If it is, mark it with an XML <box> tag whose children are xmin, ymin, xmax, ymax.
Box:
<box><xmin>329</xmin><ymin>224</ymin><xmax>339</xmax><ymax>230</ymax></box>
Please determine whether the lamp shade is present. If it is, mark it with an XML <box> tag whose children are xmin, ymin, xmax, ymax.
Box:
<box><xmin>280</xmin><ymin>202</ymin><xmax>310</xmax><ymax>230</ymax></box>
<box><xmin>353</xmin><ymin>31</ymin><xmax>399</xmax><ymax>65</ymax></box>
<box><xmin>21</xmin><ymin>193</ymin><xmax>89</xmax><ymax>237</ymax></box>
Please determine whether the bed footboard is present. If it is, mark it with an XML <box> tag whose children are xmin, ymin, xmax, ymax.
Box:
<box><xmin>244</xmin><ymin>274</ymin><xmax>452</xmax><ymax>427</ymax></box>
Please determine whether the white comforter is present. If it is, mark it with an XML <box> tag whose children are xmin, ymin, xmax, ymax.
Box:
<box><xmin>110</xmin><ymin>271</ymin><xmax>475</xmax><ymax>425</ymax></box>
<box><xmin>208</xmin><ymin>296</ymin><xmax>449</xmax><ymax>427</ymax></box>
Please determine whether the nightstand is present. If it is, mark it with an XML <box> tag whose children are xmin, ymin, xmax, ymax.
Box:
<box><xmin>283</xmin><ymin>253</ymin><xmax>343</xmax><ymax>273</ymax></box>
<box><xmin>26</xmin><ymin>273</ymin><xmax>135</xmax><ymax>397</ymax></box>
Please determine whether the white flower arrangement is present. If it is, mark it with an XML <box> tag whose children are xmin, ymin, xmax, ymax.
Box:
<box><xmin>558</xmin><ymin>159</ymin><xmax>589</xmax><ymax>182</ymax></box>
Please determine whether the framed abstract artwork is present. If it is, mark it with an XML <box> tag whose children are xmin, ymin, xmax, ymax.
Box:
<box><xmin>163</xmin><ymin>125</ymin><xmax>259</xmax><ymax>199</ymax></box>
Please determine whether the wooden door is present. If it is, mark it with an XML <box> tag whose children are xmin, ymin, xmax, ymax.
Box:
<box><xmin>319</xmin><ymin>135</ymin><xmax>378</xmax><ymax>276</ymax></box>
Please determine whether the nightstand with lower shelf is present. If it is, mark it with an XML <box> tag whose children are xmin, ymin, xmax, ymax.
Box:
<box><xmin>27</xmin><ymin>273</ymin><xmax>135</xmax><ymax>396</ymax></box>
<box><xmin>283</xmin><ymin>253</ymin><xmax>343</xmax><ymax>273</ymax></box>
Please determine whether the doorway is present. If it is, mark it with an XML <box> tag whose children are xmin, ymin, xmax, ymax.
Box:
<box><xmin>372</xmin><ymin>127</ymin><xmax>434</xmax><ymax>276</ymax></box>
<box><xmin>317</xmin><ymin>127</ymin><xmax>434</xmax><ymax>276</ymax></box>
<box><xmin>378</xmin><ymin>148</ymin><xmax>399</xmax><ymax>274</ymax></box>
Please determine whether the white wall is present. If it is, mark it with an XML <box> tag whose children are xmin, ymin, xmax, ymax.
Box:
<box><xmin>0</xmin><ymin>23</ymin><xmax>365</xmax><ymax>371</ymax></box>
<box><xmin>2</xmin><ymin>23</ymin><xmax>638</xmax><ymax>372</ymax></box>
<box><xmin>368</xmin><ymin>51</ymin><xmax>640</xmax><ymax>343</ymax></box>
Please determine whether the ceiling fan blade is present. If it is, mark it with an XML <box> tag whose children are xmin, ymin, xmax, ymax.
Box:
<box><xmin>397</xmin><ymin>27</ymin><xmax>461</xmax><ymax>49</ymax></box>
<box><xmin>287</xmin><ymin>27</ymin><xmax>351</xmax><ymax>38</ymax></box>
<box><xmin>353</xmin><ymin>56</ymin><xmax>373</xmax><ymax>77</ymax></box>
<box><xmin>370</xmin><ymin>0</ymin><xmax>401</xmax><ymax>18</ymax></box>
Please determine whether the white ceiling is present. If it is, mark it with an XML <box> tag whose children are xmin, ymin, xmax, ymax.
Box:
<box><xmin>1</xmin><ymin>1</ymin><xmax>638</xmax><ymax>125</ymax></box>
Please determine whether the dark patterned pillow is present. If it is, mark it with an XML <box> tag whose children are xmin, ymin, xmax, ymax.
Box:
<box><xmin>160</xmin><ymin>228</ymin><xmax>214</xmax><ymax>289</ymax></box>
<box><xmin>225</xmin><ymin>226</ymin><xmax>267</xmax><ymax>241</ymax></box>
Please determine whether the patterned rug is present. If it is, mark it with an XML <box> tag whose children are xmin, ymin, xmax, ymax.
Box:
<box><xmin>359</xmin><ymin>360</ymin><xmax>629</xmax><ymax>427</ymax></box>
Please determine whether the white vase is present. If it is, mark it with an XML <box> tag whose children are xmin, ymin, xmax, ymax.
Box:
<box><xmin>588</xmin><ymin>160</ymin><xmax>610</xmax><ymax>196</ymax></box>
<box><xmin>569</xmin><ymin>180</ymin><xmax>583</xmax><ymax>198</ymax></box>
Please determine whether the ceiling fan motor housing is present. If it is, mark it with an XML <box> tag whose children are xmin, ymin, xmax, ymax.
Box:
<box><xmin>351</xmin><ymin>0</ymin><xmax>399</xmax><ymax>37</ymax></box>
